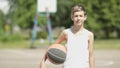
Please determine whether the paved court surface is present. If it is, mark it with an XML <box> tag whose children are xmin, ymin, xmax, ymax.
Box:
<box><xmin>0</xmin><ymin>48</ymin><xmax>120</xmax><ymax>68</ymax></box>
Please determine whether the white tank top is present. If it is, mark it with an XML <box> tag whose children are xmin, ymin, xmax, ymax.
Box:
<box><xmin>63</xmin><ymin>28</ymin><xmax>90</xmax><ymax>68</ymax></box>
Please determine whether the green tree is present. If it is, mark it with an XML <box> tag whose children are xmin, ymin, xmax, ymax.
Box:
<box><xmin>0</xmin><ymin>11</ymin><xmax>4</xmax><ymax>34</ymax></box>
<box><xmin>51</xmin><ymin>0</ymin><xmax>74</xmax><ymax>28</ymax></box>
<box><xmin>93</xmin><ymin>0</ymin><xmax>120</xmax><ymax>38</ymax></box>
<box><xmin>70</xmin><ymin>0</ymin><xmax>120</xmax><ymax>38</ymax></box>
<box><xmin>8</xmin><ymin>0</ymin><xmax>37</xmax><ymax>29</ymax></box>
<box><xmin>7</xmin><ymin>0</ymin><xmax>120</xmax><ymax>39</ymax></box>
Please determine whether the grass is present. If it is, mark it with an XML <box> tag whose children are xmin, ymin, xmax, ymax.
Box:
<box><xmin>94</xmin><ymin>39</ymin><xmax>120</xmax><ymax>50</ymax></box>
<box><xmin>0</xmin><ymin>39</ymin><xmax>50</xmax><ymax>49</ymax></box>
<box><xmin>0</xmin><ymin>39</ymin><xmax>120</xmax><ymax>49</ymax></box>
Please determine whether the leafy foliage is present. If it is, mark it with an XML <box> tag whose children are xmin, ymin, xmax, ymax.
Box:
<box><xmin>0</xmin><ymin>11</ymin><xmax>4</xmax><ymax>34</ymax></box>
<box><xmin>3</xmin><ymin>0</ymin><xmax>120</xmax><ymax>39</ymax></box>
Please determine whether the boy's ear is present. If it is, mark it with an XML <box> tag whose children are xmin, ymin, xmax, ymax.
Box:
<box><xmin>84</xmin><ymin>15</ymin><xmax>87</xmax><ymax>20</ymax></box>
<box><xmin>71</xmin><ymin>15</ymin><xmax>74</xmax><ymax>21</ymax></box>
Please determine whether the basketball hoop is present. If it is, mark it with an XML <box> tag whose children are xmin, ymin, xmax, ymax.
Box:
<box><xmin>37</xmin><ymin>0</ymin><xmax>57</xmax><ymax>13</ymax></box>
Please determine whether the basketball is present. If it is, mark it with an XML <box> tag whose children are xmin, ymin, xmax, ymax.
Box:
<box><xmin>47</xmin><ymin>44</ymin><xmax>67</xmax><ymax>64</ymax></box>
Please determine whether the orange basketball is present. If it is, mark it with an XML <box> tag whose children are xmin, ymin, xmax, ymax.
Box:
<box><xmin>47</xmin><ymin>44</ymin><xmax>67</xmax><ymax>64</ymax></box>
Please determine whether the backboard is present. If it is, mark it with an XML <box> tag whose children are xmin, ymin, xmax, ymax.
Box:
<box><xmin>37</xmin><ymin>0</ymin><xmax>57</xmax><ymax>13</ymax></box>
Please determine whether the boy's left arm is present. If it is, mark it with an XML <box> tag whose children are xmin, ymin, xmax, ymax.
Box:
<box><xmin>88</xmin><ymin>32</ymin><xmax>95</xmax><ymax>68</ymax></box>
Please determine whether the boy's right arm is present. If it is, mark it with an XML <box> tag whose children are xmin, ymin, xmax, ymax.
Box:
<box><xmin>40</xmin><ymin>52</ymin><xmax>47</xmax><ymax>68</ymax></box>
<box><xmin>40</xmin><ymin>30</ymin><xmax>67</xmax><ymax>68</ymax></box>
<box><xmin>53</xmin><ymin>30</ymin><xmax>67</xmax><ymax>44</ymax></box>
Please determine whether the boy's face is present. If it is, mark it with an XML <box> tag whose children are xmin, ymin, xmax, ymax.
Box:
<box><xmin>71</xmin><ymin>11</ymin><xmax>87</xmax><ymax>26</ymax></box>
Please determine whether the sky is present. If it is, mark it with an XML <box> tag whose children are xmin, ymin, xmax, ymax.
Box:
<box><xmin>0</xmin><ymin>0</ymin><xmax>10</xmax><ymax>15</ymax></box>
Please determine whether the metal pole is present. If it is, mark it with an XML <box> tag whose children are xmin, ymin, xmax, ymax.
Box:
<box><xmin>30</xmin><ymin>13</ymin><xmax>38</xmax><ymax>48</ymax></box>
<box><xmin>46</xmin><ymin>8</ymin><xmax>54</xmax><ymax>44</ymax></box>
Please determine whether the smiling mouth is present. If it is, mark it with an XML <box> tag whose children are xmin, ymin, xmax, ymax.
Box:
<box><xmin>76</xmin><ymin>20</ymin><xmax>81</xmax><ymax>23</ymax></box>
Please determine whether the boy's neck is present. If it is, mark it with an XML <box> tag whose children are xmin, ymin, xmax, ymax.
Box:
<box><xmin>72</xmin><ymin>25</ymin><xmax>84</xmax><ymax>32</ymax></box>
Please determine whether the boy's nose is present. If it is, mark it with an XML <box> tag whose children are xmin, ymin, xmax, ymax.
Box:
<box><xmin>77</xmin><ymin>17</ymin><xmax>81</xmax><ymax>20</ymax></box>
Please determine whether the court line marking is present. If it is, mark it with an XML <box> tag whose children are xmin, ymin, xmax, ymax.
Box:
<box><xmin>96</xmin><ymin>60</ymin><xmax>114</xmax><ymax>66</ymax></box>
<box><xmin>3</xmin><ymin>49</ymin><xmax>42</xmax><ymax>57</ymax></box>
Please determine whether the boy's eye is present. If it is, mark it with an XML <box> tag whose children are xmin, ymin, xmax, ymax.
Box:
<box><xmin>80</xmin><ymin>15</ymin><xmax>83</xmax><ymax>17</ymax></box>
<box><xmin>75</xmin><ymin>15</ymin><xmax>78</xmax><ymax>17</ymax></box>
<box><xmin>74</xmin><ymin>15</ymin><xmax>83</xmax><ymax>17</ymax></box>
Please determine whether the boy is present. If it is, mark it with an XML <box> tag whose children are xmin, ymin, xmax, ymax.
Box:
<box><xmin>40</xmin><ymin>4</ymin><xmax>94</xmax><ymax>68</ymax></box>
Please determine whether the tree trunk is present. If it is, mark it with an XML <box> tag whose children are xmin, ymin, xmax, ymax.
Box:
<box><xmin>104</xmin><ymin>28</ymin><xmax>110</xmax><ymax>39</ymax></box>
<box><xmin>116</xmin><ymin>29</ymin><xmax>120</xmax><ymax>38</ymax></box>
